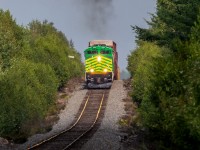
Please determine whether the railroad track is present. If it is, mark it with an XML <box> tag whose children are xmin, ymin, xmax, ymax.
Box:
<box><xmin>28</xmin><ymin>89</ymin><xmax>110</xmax><ymax>150</ymax></box>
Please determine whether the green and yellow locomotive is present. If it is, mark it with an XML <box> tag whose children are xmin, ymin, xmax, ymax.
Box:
<box><xmin>84</xmin><ymin>40</ymin><xmax>120</xmax><ymax>88</ymax></box>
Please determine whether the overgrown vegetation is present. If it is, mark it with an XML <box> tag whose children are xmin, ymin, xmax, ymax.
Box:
<box><xmin>127</xmin><ymin>1</ymin><xmax>200</xmax><ymax>149</ymax></box>
<box><xmin>0</xmin><ymin>9</ymin><xmax>84</xmax><ymax>141</ymax></box>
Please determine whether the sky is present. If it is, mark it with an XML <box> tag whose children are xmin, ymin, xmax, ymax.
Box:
<box><xmin>0</xmin><ymin>0</ymin><xmax>156</xmax><ymax>71</ymax></box>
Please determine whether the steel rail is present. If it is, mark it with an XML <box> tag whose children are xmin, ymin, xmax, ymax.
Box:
<box><xmin>62</xmin><ymin>92</ymin><xmax>105</xmax><ymax>150</ymax></box>
<box><xmin>28</xmin><ymin>94</ymin><xmax>90</xmax><ymax>150</ymax></box>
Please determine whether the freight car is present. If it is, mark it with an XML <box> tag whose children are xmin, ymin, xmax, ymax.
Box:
<box><xmin>84</xmin><ymin>40</ymin><xmax>120</xmax><ymax>88</ymax></box>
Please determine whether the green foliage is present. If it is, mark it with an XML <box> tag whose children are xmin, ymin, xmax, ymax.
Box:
<box><xmin>128</xmin><ymin>2</ymin><xmax>200</xmax><ymax>149</ymax></box>
<box><xmin>128</xmin><ymin>42</ymin><xmax>163</xmax><ymax>104</ymax></box>
<box><xmin>24</xmin><ymin>20</ymin><xmax>83</xmax><ymax>87</ymax></box>
<box><xmin>0</xmin><ymin>10</ymin><xmax>24</xmax><ymax>70</ymax></box>
<box><xmin>0</xmin><ymin>59</ymin><xmax>58</xmax><ymax>139</ymax></box>
<box><xmin>128</xmin><ymin>41</ymin><xmax>200</xmax><ymax>149</ymax></box>
<box><xmin>0</xmin><ymin>9</ymin><xmax>84</xmax><ymax>141</ymax></box>
<box><xmin>133</xmin><ymin>0</ymin><xmax>200</xmax><ymax>50</ymax></box>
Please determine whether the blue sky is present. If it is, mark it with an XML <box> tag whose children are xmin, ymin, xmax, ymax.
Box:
<box><xmin>0</xmin><ymin>0</ymin><xmax>156</xmax><ymax>71</ymax></box>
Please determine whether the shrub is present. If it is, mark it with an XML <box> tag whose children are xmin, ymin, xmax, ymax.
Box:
<box><xmin>23</xmin><ymin>20</ymin><xmax>84</xmax><ymax>87</ymax></box>
<box><xmin>0</xmin><ymin>9</ymin><xmax>24</xmax><ymax>70</ymax></box>
<box><xmin>0</xmin><ymin>58</ymin><xmax>58</xmax><ymax>140</ymax></box>
<box><xmin>128</xmin><ymin>42</ymin><xmax>163</xmax><ymax>104</ymax></box>
<box><xmin>128</xmin><ymin>40</ymin><xmax>200</xmax><ymax>149</ymax></box>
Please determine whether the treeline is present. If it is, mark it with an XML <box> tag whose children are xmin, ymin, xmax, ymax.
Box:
<box><xmin>0</xmin><ymin>9</ymin><xmax>84</xmax><ymax>141</ymax></box>
<box><xmin>128</xmin><ymin>0</ymin><xmax>200</xmax><ymax>149</ymax></box>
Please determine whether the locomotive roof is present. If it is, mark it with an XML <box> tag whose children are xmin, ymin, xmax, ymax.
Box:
<box><xmin>89</xmin><ymin>40</ymin><xmax>116</xmax><ymax>47</ymax></box>
<box><xmin>84</xmin><ymin>45</ymin><xmax>112</xmax><ymax>51</ymax></box>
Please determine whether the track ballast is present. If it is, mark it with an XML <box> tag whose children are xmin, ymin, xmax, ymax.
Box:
<box><xmin>28</xmin><ymin>89</ymin><xmax>110</xmax><ymax>150</ymax></box>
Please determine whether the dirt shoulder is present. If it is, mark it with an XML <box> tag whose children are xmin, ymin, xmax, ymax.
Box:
<box><xmin>121</xmin><ymin>79</ymin><xmax>156</xmax><ymax>150</ymax></box>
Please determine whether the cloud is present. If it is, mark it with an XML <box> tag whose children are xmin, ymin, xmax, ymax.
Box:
<box><xmin>75</xmin><ymin>0</ymin><xmax>114</xmax><ymax>37</ymax></box>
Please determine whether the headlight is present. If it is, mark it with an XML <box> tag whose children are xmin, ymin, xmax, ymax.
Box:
<box><xmin>97</xmin><ymin>56</ymin><xmax>101</xmax><ymax>62</ymax></box>
<box><xmin>90</xmin><ymin>69</ymin><xmax>94</xmax><ymax>72</ymax></box>
<box><xmin>103</xmin><ymin>69</ymin><xmax>108</xmax><ymax>72</ymax></box>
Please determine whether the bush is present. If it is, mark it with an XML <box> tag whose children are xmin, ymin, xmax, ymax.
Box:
<box><xmin>23</xmin><ymin>20</ymin><xmax>84</xmax><ymax>87</ymax></box>
<box><xmin>0</xmin><ymin>58</ymin><xmax>58</xmax><ymax>140</ymax></box>
<box><xmin>127</xmin><ymin>42</ymin><xmax>163</xmax><ymax>104</ymax></box>
<box><xmin>0</xmin><ymin>10</ymin><xmax>24</xmax><ymax>70</ymax></box>
<box><xmin>0</xmin><ymin>11</ymin><xmax>84</xmax><ymax>141</ymax></box>
<box><xmin>128</xmin><ymin>3</ymin><xmax>200</xmax><ymax>149</ymax></box>
<box><xmin>128</xmin><ymin>40</ymin><xmax>200</xmax><ymax>149</ymax></box>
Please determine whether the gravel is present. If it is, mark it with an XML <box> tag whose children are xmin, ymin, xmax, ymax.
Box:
<box><xmin>17</xmin><ymin>85</ymin><xmax>88</xmax><ymax>150</ymax></box>
<box><xmin>81</xmin><ymin>80</ymin><xmax>127</xmax><ymax>150</ymax></box>
<box><xmin>3</xmin><ymin>80</ymin><xmax>127</xmax><ymax>150</ymax></box>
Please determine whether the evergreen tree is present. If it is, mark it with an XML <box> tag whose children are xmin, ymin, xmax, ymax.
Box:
<box><xmin>133</xmin><ymin>0</ymin><xmax>200</xmax><ymax>50</ymax></box>
<box><xmin>69</xmin><ymin>39</ymin><xmax>74</xmax><ymax>48</ymax></box>
<box><xmin>128</xmin><ymin>1</ymin><xmax>200</xmax><ymax>149</ymax></box>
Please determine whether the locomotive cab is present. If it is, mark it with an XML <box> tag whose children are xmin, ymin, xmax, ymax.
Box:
<box><xmin>84</xmin><ymin>40</ymin><xmax>118</xmax><ymax>88</ymax></box>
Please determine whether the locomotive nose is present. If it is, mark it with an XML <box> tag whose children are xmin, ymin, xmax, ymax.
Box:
<box><xmin>97</xmin><ymin>56</ymin><xmax>102</xmax><ymax>62</ymax></box>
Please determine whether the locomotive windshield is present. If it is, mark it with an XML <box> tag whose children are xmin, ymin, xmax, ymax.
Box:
<box><xmin>100</xmin><ymin>50</ymin><xmax>110</xmax><ymax>54</ymax></box>
<box><xmin>87</xmin><ymin>50</ymin><xmax>97</xmax><ymax>54</ymax></box>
